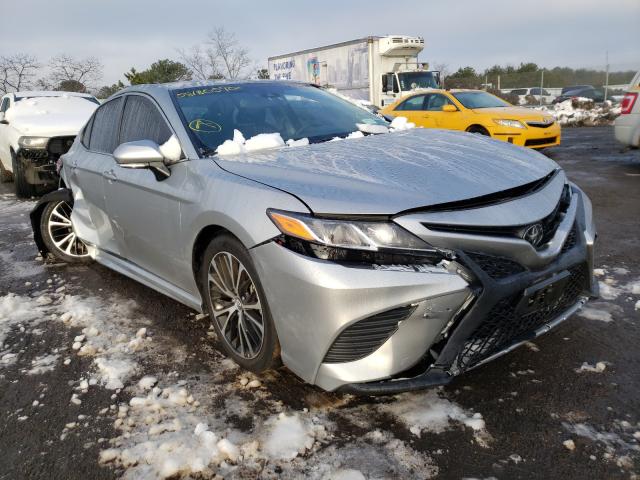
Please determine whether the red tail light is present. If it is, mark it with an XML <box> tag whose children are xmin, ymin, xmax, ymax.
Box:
<box><xmin>621</xmin><ymin>92</ymin><xmax>638</xmax><ymax>114</ymax></box>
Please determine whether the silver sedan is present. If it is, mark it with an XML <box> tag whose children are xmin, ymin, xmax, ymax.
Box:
<box><xmin>30</xmin><ymin>81</ymin><xmax>597</xmax><ymax>394</ymax></box>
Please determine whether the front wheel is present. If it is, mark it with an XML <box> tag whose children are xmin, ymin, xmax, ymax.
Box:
<box><xmin>466</xmin><ymin>125</ymin><xmax>490</xmax><ymax>136</ymax></box>
<box><xmin>200</xmin><ymin>234</ymin><xmax>280</xmax><ymax>373</ymax></box>
<box><xmin>40</xmin><ymin>200</ymin><xmax>92</xmax><ymax>264</ymax></box>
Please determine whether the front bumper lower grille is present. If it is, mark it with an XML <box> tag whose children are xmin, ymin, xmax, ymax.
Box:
<box><xmin>456</xmin><ymin>263</ymin><xmax>587</xmax><ymax>370</ymax></box>
<box><xmin>323</xmin><ymin>305</ymin><xmax>416</xmax><ymax>363</ymax></box>
<box><xmin>525</xmin><ymin>136</ymin><xmax>557</xmax><ymax>147</ymax></box>
<box><xmin>465</xmin><ymin>252</ymin><xmax>526</xmax><ymax>279</ymax></box>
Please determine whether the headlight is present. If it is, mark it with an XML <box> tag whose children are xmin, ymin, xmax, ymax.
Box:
<box><xmin>267</xmin><ymin>209</ymin><xmax>447</xmax><ymax>265</ymax></box>
<box><xmin>493</xmin><ymin>119</ymin><xmax>526</xmax><ymax>129</ymax></box>
<box><xmin>18</xmin><ymin>136</ymin><xmax>49</xmax><ymax>149</ymax></box>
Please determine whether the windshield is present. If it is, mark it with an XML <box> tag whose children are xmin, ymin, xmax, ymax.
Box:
<box><xmin>172</xmin><ymin>83</ymin><xmax>388</xmax><ymax>155</ymax></box>
<box><xmin>397</xmin><ymin>71</ymin><xmax>439</xmax><ymax>91</ymax></box>
<box><xmin>452</xmin><ymin>91</ymin><xmax>511</xmax><ymax>109</ymax></box>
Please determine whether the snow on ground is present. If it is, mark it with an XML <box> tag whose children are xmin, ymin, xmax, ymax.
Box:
<box><xmin>537</xmin><ymin>99</ymin><xmax>621</xmax><ymax>127</ymax></box>
<box><xmin>378</xmin><ymin>389</ymin><xmax>490</xmax><ymax>446</ymax></box>
<box><xmin>562</xmin><ymin>421</ymin><xmax>640</xmax><ymax>467</ymax></box>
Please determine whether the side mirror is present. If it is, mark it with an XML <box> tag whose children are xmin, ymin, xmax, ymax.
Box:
<box><xmin>113</xmin><ymin>140</ymin><xmax>170</xmax><ymax>180</ymax></box>
<box><xmin>0</xmin><ymin>112</ymin><xmax>7</xmax><ymax>124</ymax></box>
<box><xmin>442</xmin><ymin>105</ymin><xmax>457</xmax><ymax>112</ymax></box>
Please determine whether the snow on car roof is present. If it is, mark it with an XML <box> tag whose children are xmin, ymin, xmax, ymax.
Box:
<box><xmin>14</xmin><ymin>91</ymin><xmax>97</xmax><ymax>99</ymax></box>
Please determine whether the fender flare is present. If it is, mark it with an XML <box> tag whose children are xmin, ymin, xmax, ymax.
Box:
<box><xmin>30</xmin><ymin>188</ymin><xmax>73</xmax><ymax>255</ymax></box>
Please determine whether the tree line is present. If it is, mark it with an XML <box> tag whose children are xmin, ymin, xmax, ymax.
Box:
<box><xmin>442</xmin><ymin>62</ymin><xmax>636</xmax><ymax>90</ymax></box>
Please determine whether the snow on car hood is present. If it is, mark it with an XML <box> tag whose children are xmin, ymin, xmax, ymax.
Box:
<box><xmin>213</xmin><ymin>128</ymin><xmax>559</xmax><ymax>215</ymax></box>
<box><xmin>6</xmin><ymin>96</ymin><xmax>97</xmax><ymax>137</ymax></box>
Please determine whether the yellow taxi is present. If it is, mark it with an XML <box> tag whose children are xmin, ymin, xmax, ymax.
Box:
<box><xmin>380</xmin><ymin>89</ymin><xmax>561</xmax><ymax>149</ymax></box>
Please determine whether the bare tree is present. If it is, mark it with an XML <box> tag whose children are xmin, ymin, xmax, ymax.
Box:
<box><xmin>207</xmin><ymin>27</ymin><xmax>251</xmax><ymax>79</ymax></box>
<box><xmin>178</xmin><ymin>45</ymin><xmax>221</xmax><ymax>81</ymax></box>
<box><xmin>0</xmin><ymin>53</ymin><xmax>40</xmax><ymax>93</ymax></box>
<box><xmin>48</xmin><ymin>54</ymin><xmax>103</xmax><ymax>89</ymax></box>
<box><xmin>180</xmin><ymin>27</ymin><xmax>252</xmax><ymax>80</ymax></box>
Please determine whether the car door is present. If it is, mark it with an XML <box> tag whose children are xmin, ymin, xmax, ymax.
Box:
<box><xmin>391</xmin><ymin>95</ymin><xmax>436</xmax><ymax>127</ymax></box>
<box><xmin>102</xmin><ymin>93</ymin><xmax>187</xmax><ymax>286</ymax></box>
<box><xmin>68</xmin><ymin>97</ymin><xmax>124</xmax><ymax>255</ymax></box>
<box><xmin>423</xmin><ymin>93</ymin><xmax>464</xmax><ymax>131</ymax></box>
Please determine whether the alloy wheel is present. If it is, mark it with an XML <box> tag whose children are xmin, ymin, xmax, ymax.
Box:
<box><xmin>208</xmin><ymin>251</ymin><xmax>265</xmax><ymax>359</ymax></box>
<box><xmin>47</xmin><ymin>201</ymin><xmax>89</xmax><ymax>258</ymax></box>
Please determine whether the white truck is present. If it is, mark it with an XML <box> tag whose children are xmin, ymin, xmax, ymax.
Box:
<box><xmin>268</xmin><ymin>35</ymin><xmax>440</xmax><ymax>107</ymax></box>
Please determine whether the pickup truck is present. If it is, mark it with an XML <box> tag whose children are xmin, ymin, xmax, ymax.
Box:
<box><xmin>0</xmin><ymin>91</ymin><xmax>99</xmax><ymax>197</ymax></box>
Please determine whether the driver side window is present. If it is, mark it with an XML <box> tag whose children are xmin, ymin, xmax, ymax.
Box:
<box><xmin>0</xmin><ymin>97</ymin><xmax>9</xmax><ymax>113</ymax></box>
<box><xmin>120</xmin><ymin>95</ymin><xmax>171</xmax><ymax>146</ymax></box>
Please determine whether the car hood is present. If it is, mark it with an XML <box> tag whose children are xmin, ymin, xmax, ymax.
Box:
<box><xmin>471</xmin><ymin>106</ymin><xmax>552</xmax><ymax>120</ymax></box>
<box><xmin>213</xmin><ymin>128</ymin><xmax>559</xmax><ymax>215</ymax></box>
<box><xmin>6</xmin><ymin>97</ymin><xmax>96</xmax><ymax>138</ymax></box>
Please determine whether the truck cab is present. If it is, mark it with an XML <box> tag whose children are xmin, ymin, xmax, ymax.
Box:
<box><xmin>381</xmin><ymin>68</ymin><xmax>441</xmax><ymax>106</ymax></box>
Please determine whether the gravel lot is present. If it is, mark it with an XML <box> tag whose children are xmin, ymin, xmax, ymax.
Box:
<box><xmin>1</xmin><ymin>126</ymin><xmax>639</xmax><ymax>480</ymax></box>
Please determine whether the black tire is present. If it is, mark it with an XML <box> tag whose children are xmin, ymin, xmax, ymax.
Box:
<box><xmin>12</xmin><ymin>151</ymin><xmax>37</xmax><ymax>198</ymax></box>
<box><xmin>39</xmin><ymin>200</ymin><xmax>92</xmax><ymax>264</ymax></box>
<box><xmin>200</xmin><ymin>234</ymin><xmax>280</xmax><ymax>373</ymax></box>
<box><xmin>466</xmin><ymin>125</ymin><xmax>490</xmax><ymax>136</ymax></box>
<box><xmin>0</xmin><ymin>160</ymin><xmax>12</xmax><ymax>183</ymax></box>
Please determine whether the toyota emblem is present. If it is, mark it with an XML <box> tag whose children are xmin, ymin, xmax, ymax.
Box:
<box><xmin>522</xmin><ymin>223</ymin><xmax>544</xmax><ymax>246</ymax></box>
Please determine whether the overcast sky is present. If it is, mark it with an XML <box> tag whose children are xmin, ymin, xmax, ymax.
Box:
<box><xmin>2</xmin><ymin>0</ymin><xmax>639</xmax><ymax>85</ymax></box>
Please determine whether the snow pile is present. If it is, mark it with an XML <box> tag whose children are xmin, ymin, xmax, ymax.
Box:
<box><xmin>216</xmin><ymin>129</ymin><xmax>312</xmax><ymax>156</ymax></box>
<box><xmin>5</xmin><ymin>96</ymin><xmax>97</xmax><ymax>134</ymax></box>
<box><xmin>576</xmin><ymin>361</ymin><xmax>608</xmax><ymax>373</ymax></box>
<box><xmin>100</xmin><ymin>383</ymin><xmax>241</xmax><ymax>479</ymax></box>
<box><xmin>0</xmin><ymin>293</ymin><xmax>50</xmax><ymax>365</ymax></box>
<box><xmin>537</xmin><ymin>99</ymin><xmax>621</xmax><ymax>127</ymax></box>
<box><xmin>379</xmin><ymin>389</ymin><xmax>490</xmax><ymax>445</ymax></box>
<box><xmin>57</xmin><ymin>295</ymin><xmax>151</xmax><ymax>390</ymax></box>
<box><xmin>578</xmin><ymin>305</ymin><xmax>613</xmax><ymax>323</ymax></box>
<box><xmin>25</xmin><ymin>353</ymin><xmax>60</xmax><ymax>375</ymax></box>
<box><xmin>389</xmin><ymin>116</ymin><xmax>416</xmax><ymax>131</ymax></box>
<box><xmin>263</xmin><ymin>413</ymin><xmax>320</xmax><ymax>460</ymax></box>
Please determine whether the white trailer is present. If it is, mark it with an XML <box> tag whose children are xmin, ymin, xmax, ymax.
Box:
<box><xmin>268</xmin><ymin>35</ymin><xmax>440</xmax><ymax>107</ymax></box>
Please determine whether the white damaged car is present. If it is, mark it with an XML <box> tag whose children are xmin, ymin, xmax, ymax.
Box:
<box><xmin>0</xmin><ymin>91</ymin><xmax>99</xmax><ymax>197</ymax></box>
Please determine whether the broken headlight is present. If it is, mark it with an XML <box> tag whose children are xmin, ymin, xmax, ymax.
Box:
<box><xmin>267</xmin><ymin>209</ymin><xmax>446</xmax><ymax>265</ymax></box>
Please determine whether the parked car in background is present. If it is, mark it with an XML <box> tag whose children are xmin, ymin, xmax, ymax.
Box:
<box><xmin>510</xmin><ymin>87</ymin><xmax>556</xmax><ymax>105</ymax></box>
<box><xmin>614</xmin><ymin>71</ymin><xmax>640</xmax><ymax>148</ymax></box>
<box><xmin>30</xmin><ymin>81</ymin><xmax>596</xmax><ymax>394</ymax></box>
<box><xmin>553</xmin><ymin>86</ymin><xmax>605</xmax><ymax>104</ymax></box>
<box><xmin>0</xmin><ymin>91</ymin><xmax>99</xmax><ymax>197</ymax></box>
<box><xmin>380</xmin><ymin>89</ymin><xmax>561</xmax><ymax>149</ymax></box>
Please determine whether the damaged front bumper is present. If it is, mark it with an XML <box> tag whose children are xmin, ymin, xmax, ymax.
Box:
<box><xmin>252</xmin><ymin>183</ymin><xmax>597</xmax><ymax>395</ymax></box>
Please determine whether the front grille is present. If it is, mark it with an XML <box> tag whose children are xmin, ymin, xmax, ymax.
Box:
<box><xmin>561</xmin><ymin>223</ymin><xmax>578</xmax><ymax>253</ymax></box>
<box><xmin>525</xmin><ymin>137</ymin><xmax>557</xmax><ymax>147</ymax></box>
<box><xmin>424</xmin><ymin>184</ymin><xmax>571</xmax><ymax>249</ymax></box>
<box><xmin>526</xmin><ymin>121</ymin><xmax>555</xmax><ymax>128</ymax></box>
<box><xmin>465</xmin><ymin>252</ymin><xmax>526</xmax><ymax>279</ymax></box>
<box><xmin>456</xmin><ymin>263</ymin><xmax>587</xmax><ymax>370</ymax></box>
<box><xmin>323</xmin><ymin>305</ymin><xmax>416</xmax><ymax>364</ymax></box>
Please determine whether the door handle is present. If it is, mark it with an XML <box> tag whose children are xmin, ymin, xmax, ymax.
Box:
<box><xmin>103</xmin><ymin>169</ymin><xmax>117</xmax><ymax>181</ymax></box>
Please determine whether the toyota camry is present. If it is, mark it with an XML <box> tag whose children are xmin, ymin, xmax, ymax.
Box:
<box><xmin>30</xmin><ymin>81</ymin><xmax>597</xmax><ymax>394</ymax></box>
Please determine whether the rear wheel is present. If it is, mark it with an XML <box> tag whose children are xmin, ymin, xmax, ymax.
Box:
<box><xmin>466</xmin><ymin>125</ymin><xmax>490</xmax><ymax>136</ymax></box>
<box><xmin>40</xmin><ymin>200</ymin><xmax>91</xmax><ymax>264</ymax></box>
<box><xmin>12</xmin><ymin>151</ymin><xmax>37</xmax><ymax>198</ymax></box>
<box><xmin>200</xmin><ymin>234</ymin><xmax>280</xmax><ymax>373</ymax></box>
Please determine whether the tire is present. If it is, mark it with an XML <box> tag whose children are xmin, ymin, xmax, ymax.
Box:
<box><xmin>12</xmin><ymin>151</ymin><xmax>37</xmax><ymax>198</ymax></box>
<box><xmin>0</xmin><ymin>160</ymin><xmax>12</xmax><ymax>183</ymax></box>
<box><xmin>200</xmin><ymin>234</ymin><xmax>280</xmax><ymax>373</ymax></box>
<box><xmin>39</xmin><ymin>200</ymin><xmax>92</xmax><ymax>264</ymax></box>
<box><xmin>467</xmin><ymin>125</ymin><xmax>490</xmax><ymax>136</ymax></box>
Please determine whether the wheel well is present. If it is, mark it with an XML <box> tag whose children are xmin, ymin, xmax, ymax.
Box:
<box><xmin>191</xmin><ymin>225</ymin><xmax>240</xmax><ymax>290</ymax></box>
<box><xmin>466</xmin><ymin>124</ymin><xmax>490</xmax><ymax>135</ymax></box>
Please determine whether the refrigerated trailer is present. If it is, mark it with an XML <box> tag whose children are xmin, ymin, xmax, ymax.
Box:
<box><xmin>268</xmin><ymin>35</ymin><xmax>440</xmax><ymax>107</ymax></box>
